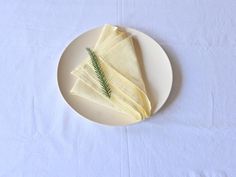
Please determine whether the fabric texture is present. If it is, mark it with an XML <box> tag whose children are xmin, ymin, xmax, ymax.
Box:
<box><xmin>0</xmin><ymin>0</ymin><xmax>236</xmax><ymax>176</ymax></box>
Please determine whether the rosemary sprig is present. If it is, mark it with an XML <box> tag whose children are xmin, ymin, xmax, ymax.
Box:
<box><xmin>86</xmin><ymin>48</ymin><xmax>111</xmax><ymax>98</ymax></box>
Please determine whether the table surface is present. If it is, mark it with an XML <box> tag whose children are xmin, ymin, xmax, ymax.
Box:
<box><xmin>0</xmin><ymin>0</ymin><xmax>236</xmax><ymax>177</ymax></box>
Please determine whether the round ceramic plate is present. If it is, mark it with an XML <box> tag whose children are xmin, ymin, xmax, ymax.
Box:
<box><xmin>57</xmin><ymin>26</ymin><xmax>172</xmax><ymax>126</ymax></box>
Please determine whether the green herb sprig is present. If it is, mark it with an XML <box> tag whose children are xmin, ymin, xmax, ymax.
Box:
<box><xmin>86</xmin><ymin>48</ymin><xmax>111</xmax><ymax>98</ymax></box>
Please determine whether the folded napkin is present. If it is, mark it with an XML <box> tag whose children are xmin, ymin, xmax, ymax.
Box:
<box><xmin>71</xmin><ymin>24</ymin><xmax>151</xmax><ymax>120</ymax></box>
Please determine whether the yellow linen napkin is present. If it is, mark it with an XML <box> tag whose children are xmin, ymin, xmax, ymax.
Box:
<box><xmin>71</xmin><ymin>24</ymin><xmax>151</xmax><ymax>120</ymax></box>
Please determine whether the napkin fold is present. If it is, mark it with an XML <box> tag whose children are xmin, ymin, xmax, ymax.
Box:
<box><xmin>71</xmin><ymin>24</ymin><xmax>151</xmax><ymax>120</ymax></box>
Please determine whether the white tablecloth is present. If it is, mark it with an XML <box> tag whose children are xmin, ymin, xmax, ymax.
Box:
<box><xmin>0</xmin><ymin>0</ymin><xmax>236</xmax><ymax>176</ymax></box>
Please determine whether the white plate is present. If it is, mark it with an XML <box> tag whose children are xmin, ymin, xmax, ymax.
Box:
<box><xmin>57</xmin><ymin>26</ymin><xmax>173</xmax><ymax>126</ymax></box>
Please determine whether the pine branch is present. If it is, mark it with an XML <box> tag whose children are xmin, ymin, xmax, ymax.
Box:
<box><xmin>86</xmin><ymin>48</ymin><xmax>111</xmax><ymax>98</ymax></box>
